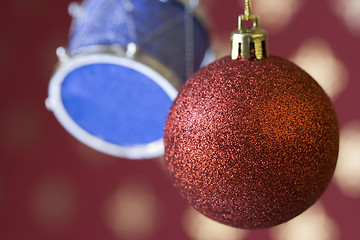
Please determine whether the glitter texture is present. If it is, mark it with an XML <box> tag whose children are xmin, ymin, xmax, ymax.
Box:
<box><xmin>164</xmin><ymin>56</ymin><xmax>339</xmax><ymax>229</ymax></box>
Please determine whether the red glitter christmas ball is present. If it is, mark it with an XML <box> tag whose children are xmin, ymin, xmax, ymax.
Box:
<box><xmin>164</xmin><ymin>56</ymin><xmax>339</xmax><ymax>229</ymax></box>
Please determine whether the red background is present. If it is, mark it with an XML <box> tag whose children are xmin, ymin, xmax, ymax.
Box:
<box><xmin>1</xmin><ymin>0</ymin><xmax>359</xmax><ymax>239</ymax></box>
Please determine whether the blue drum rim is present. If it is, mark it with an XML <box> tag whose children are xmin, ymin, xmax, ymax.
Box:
<box><xmin>47</xmin><ymin>52</ymin><xmax>179</xmax><ymax>159</ymax></box>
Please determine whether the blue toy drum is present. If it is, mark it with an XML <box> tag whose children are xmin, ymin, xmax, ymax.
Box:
<box><xmin>46</xmin><ymin>0</ymin><xmax>210</xmax><ymax>159</ymax></box>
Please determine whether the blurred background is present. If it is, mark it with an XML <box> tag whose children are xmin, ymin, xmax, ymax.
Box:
<box><xmin>1</xmin><ymin>0</ymin><xmax>360</xmax><ymax>239</ymax></box>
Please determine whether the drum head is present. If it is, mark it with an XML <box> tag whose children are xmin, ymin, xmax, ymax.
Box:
<box><xmin>47</xmin><ymin>54</ymin><xmax>178</xmax><ymax>159</ymax></box>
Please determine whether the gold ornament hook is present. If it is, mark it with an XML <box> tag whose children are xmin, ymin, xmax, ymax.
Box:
<box><xmin>231</xmin><ymin>0</ymin><xmax>269</xmax><ymax>60</ymax></box>
<box><xmin>244</xmin><ymin>0</ymin><xmax>251</xmax><ymax>19</ymax></box>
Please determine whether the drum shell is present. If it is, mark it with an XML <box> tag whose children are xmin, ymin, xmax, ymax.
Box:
<box><xmin>68</xmin><ymin>0</ymin><xmax>210</xmax><ymax>81</ymax></box>
<box><xmin>47</xmin><ymin>0</ymin><xmax>211</xmax><ymax>159</ymax></box>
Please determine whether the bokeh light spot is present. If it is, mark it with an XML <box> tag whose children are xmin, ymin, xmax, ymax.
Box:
<box><xmin>334</xmin><ymin>121</ymin><xmax>360</xmax><ymax>198</ymax></box>
<box><xmin>182</xmin><ymin>206</ymin><xmax>248</xmax><ymax>240</ymax></box>
<box><xmin>270</xmin><ymin>202</ymin><xmax>339</xmax><ymax>240</ymax></box>
<box><xmin>331</xmin><ymin>0</ymin><xmax>360</xmax><ymax>37</ymax></box>
<box><xmin>251</xmin><ymin>0</ymin><xmax>304</xmax><ymax>33</ymax></box>
<box><xmin>290</xmin><ymin>38</ymin><xmax>348</xmax><ymax>100</ymax></box>
<box><xmin>31</xmin><ymin>177</ymin><xmax>77</xmax><ymax>232</ymax></box>
<box><xmin>104</xmin><ymin>180</ymin><xmax>160</xmax><ymax>240</ymax></box>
